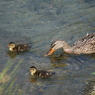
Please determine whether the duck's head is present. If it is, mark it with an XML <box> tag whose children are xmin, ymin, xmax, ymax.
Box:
<box><xmin>45</xmin><ymin>40</ymin><xmax>65</xmax><ymax>56</ymax></box>
<box><xmin>30</xmin><ymin>66</ymin><xmax>37</xmax><ymax>75</ymax></box>
<box><xmin>8</xmin><ymin>42</ymin><xmax>16</xmax><ymax>51</ymax></box>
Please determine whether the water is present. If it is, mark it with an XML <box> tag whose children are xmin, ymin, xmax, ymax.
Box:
<box><xmin>0</xmin><ymin>0</ymin><xmax>95</xmax><ymax>95</ymax></box>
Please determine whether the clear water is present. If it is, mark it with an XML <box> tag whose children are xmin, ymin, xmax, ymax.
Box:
<box><xmin>0</xmin><ymin>0</ymin><xmax>95</xmax><ymax>95</ymax></box>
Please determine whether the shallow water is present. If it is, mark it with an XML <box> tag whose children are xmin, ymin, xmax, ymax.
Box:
<box><xmin>0</xmin><ymin>0</ymin><xmax>95</xmax><ymax>95</ymax></box>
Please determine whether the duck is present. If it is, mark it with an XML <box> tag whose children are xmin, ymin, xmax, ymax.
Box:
<box><xmin>30</xmin><ymin>66</ymin><xmax>54</xmax><ymax>79</ymax></box>
<box><xmin>45</xmin><ymin>33</ymin><xmax>95</xmax><ymax>56</ymax></box>
<box><xmin>8</xmin><ymin>42</ymin><xmax>29</xmax><ymax>52</ymax></box>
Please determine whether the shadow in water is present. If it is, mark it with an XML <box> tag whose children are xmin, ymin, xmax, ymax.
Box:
<box><xmin>29</xmin><ymin>75</ymin><xmax>65</xmax><ymax>84</ymax></box>
<box><xmin>49</xmin><ymin>53</ymin><xmax>69</xmax><ymax>67</ymax></box>
<box><xmin>7</xmin><ymin>51</ymin><xmax>17</xmax><ymax>58</ymax></box>
<box><xmin>89</xmin><ymin>53</ymin><xmax>95</xmax><ymax>59</ymax></box>
<box><xmin>7</xmin><ymin>50</ymin><xmax>32</xmax><ymax>58</ymax></box>
<box><xmin>29</xmin><ymin>76</ymin><xmax>38</xmax><ymax>84</ymax></box>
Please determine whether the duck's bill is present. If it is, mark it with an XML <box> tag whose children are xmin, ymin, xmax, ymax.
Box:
<box><xmin>45</xmin><ymin>48</ymin><xmax>55</xmax><ymax>56</ymax></box>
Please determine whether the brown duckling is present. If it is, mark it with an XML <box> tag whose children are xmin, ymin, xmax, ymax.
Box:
<box><xmin>45</xmin><ymin>33</ymin><xmax>95</xmax><ymax>56</ymax></box>
<box><xmin>30</xmin><ymin>66</ymin><xmax>54</xmax><ymax>79</ymax></box>
<box><xmin>8</xmin><ymin>42</ymin><xmax>29</xmax><ymax>52</ymax></box>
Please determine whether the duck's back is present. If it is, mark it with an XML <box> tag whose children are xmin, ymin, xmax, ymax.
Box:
<box><xmin>35</xmin><ymin>70</ymin><xmax>52</xmax><ymax>78</ymax></box>
<box><xmin>14</xmin><ymin>44</ymin><xmax>29</xmax><ymax>52</ymax></box>
<box><xmin>72</xmin><ymin>33</ymin><xmax>95</xmax><ymax>54</ymax></box>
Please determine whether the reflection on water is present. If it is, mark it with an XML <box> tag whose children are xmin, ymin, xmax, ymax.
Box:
<box><xmin>7</xmin><ymin>51</ymin><xmax>17</xmax><ymax>58</ymax></box>
<box><xmin>7</xmin><ymin>50</ymin><xmax>31</xmax><ymax>58</ymax></box>
<box><xmin>49</xmin><ymin>53</ymin><xmax>68</xmax><ymax>67</ymax></box>
<box><xmin>0</xmin><ymin>0</ymin><xmax>95</xmax><ymax>95</ymax></box>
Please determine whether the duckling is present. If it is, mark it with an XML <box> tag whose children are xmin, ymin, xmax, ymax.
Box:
<box><xmin>8</xmin><ymin>42</ymin><xmax>29</xmax><ymax>52</ymax></box>
<box><xmin>45</xmin><ymin>33</ymin><xmax>95</xmax><ymax>56</ymax></box>
<box><xmin>30</xmin><ymin>66</ymin><xmax>54</xmax><ymax>79</ymax></box>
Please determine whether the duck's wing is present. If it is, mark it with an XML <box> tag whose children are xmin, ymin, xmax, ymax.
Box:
<box><xmin>36</xmin><ymin>70</ymin><xmax>52</xmax><ymax>78</ymax></box>
<box><xmin>72</xmin><ymin>33</ymin><xmax>95</xmax><ymax>53</ymax></box>
<box><xmin>73</xmin><ymin>33</ymin><xmax>95</xmax><ymax>47</ymax></box>
<box><xmin>15</xmin><ymin>44</ymin><xmax>29</xmax><ymax>52</ymax></box>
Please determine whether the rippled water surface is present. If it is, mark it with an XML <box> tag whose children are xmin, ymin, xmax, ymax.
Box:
<box><xmin>0</xmin><ymin>0</ymin><xmax>95</xmax><ymax>95</ymax></box>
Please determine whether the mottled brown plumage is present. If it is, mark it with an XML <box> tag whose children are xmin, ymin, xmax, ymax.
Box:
<box><xmin>30</xmin><ymin>66</ymin><xmax>54</xmax><ymax>79</ymax></box>
<box><xmin>8</xmin><ymin>42</ymin><xmax>29</xmax><ymax>52</ymax></box>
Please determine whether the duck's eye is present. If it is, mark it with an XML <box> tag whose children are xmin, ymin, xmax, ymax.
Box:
<box><xmin>30</xmin><ymin>69</ymin><xmax>33</xmax><ymax>71</ymax></box>
<box><xmin>32</xmin><ymin>68</ymin><xmax>36</xmax><ymax>71</ymax></box>
<box><xmin>51</xmin><ymin>44</ymin><xmax>56</xmax><ymax>48</ymax></box>
<box><xmin>33</xmin><ymin>69</ymin><xmax>35</xmax><ymax>71</ymax></box>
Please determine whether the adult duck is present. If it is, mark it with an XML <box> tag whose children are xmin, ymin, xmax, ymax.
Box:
<box><xmin>45</xmin><ymin>33</ymin><xmax>95</xmax><ymax>56</ymax></box>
